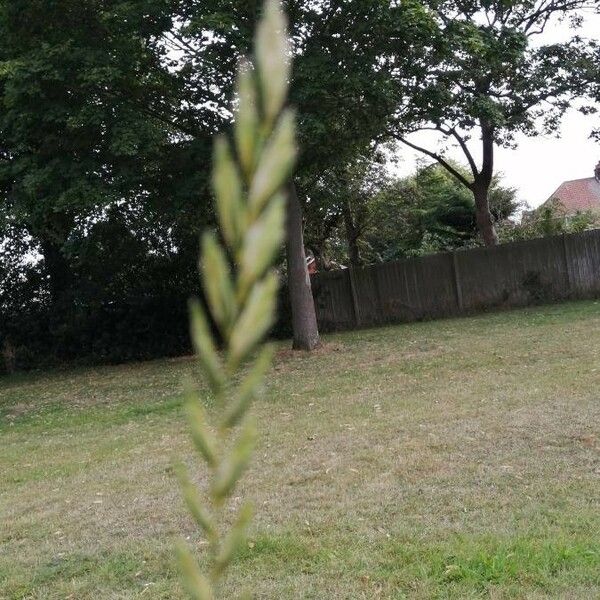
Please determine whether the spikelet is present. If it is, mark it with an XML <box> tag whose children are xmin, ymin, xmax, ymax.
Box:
<box><xmin>177</xmin><ymin>2</ymin><xmax>295</xmax><ymax>597</ymax></box>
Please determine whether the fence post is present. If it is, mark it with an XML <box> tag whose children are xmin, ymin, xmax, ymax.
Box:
<box><xmin>562</xmin><ymin>233</ymin><xmax>573</xmax><ymax>296</ymax></box>
<box><xmin>347</xmin><ymin>268</ymin><xmax>361</xmax><ymax>326</ymax></box>
<box><xmin>452</xmin><ymin>251</ymin><xmax>464</xmax><ymax>312</ymax></box>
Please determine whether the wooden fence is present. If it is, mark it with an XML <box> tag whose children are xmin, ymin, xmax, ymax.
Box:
<box><xmin>310</xmin><ymin>229</ymin><xmax>600</xmax><ymax>332</ymax></box>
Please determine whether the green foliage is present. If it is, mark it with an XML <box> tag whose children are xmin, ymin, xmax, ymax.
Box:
<box><xmin>498</xmin><ymin>204</ymin><xmax>598</xmax><ymax>243</ymax></box>
<box><xmin>304</xmin><ymin>160</ymin><xmax>521</xmax><ymax>266</ymax></box>
<box><xmin>177</xmin><ymin>2</ymin><xmax>295</xmax><ymax>597</ymax></box>
<box><xmin>0</xmin><ymin>4</ymin><xmax>223</xmax><ymax>367</ymax></box>
<box><xmin>0</xmin><ymin>0</ymin><xmax>417</xmax><ymax>370</ymax></box>
<box><xmin>393</xmin><ymin>0</ymin><xmax>593</xmax><ymax>143</ymax></box>
<box><xmin>388</xmin><ymin>0</ymin><xmax>595</xmax><ymax>243</ymax></box>
<box><xmin>0</xmin><ymin>0</ymin><xmax>218</xmax><ymax>369</ymax></box>
<box><xmin>302</xmin><ymin>151</ymin><xmax>391</xmax><ymax>267</ymax></box>
<box><xmin>0</xmin><ymin>0</ymin><xmax>178</xmax><ymax>270</ymax></box>
<box><xmin>366</xmin><ymin>163</ymin><xmax>520</xmax><ymax>259</ymax></box>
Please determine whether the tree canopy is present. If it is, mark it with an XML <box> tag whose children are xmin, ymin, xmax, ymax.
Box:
<box><xmin>389</xmin><ymin>0</ymin><xmax>596</xmax><ymax>245</ymax></box>
<box><xmin>1</xmin><ymin>0</ymin><xmax>598</xmax><ymax>369</ymax></box>
<box><xmin>304</xmin><ymin>158</ymin><xmax>521</xmax><ymax>267</ymax></box>
<box><xmin>0</xmin><ymin>0</ymin><xmax>422</xmax><ymax>365</ymax></box>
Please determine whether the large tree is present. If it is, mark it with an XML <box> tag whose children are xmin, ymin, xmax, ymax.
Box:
<box><xmin>169</xmin><ymin>0</ymin><xmax>423</xmax><ymax>349</ymax></box>
<box><xmin>0</xmin><ymin>0</ymin><xmax>183</xmax><ymax>303</ymax></box>
<box><xmin>0</xmin><ymin>0</ymin><xmax>429</xmax><ymax>357</ymax></box>
<box><xmin>389</xmin><ymin>0</ymin><xmax>595</xmax><ymax>246</ymax></box>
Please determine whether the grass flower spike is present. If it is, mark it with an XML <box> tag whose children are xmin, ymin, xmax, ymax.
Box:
<box><xmin>176</xmin><ymin>1</ymin><xmax>295</xmax><ymax>598</ymax></box>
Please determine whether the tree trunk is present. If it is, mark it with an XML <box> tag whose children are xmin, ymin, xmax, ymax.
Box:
<box><xmin>342</xmin><ymin>200</ymin><xmax>361</xmax><ymax>267</ymax></box>
<box><xmin>473</xmin><ymin>120</ymin><xmax>499</xmax><ymax>247</ymax></box>
<box><xmin>286</xmin><ymin>182</ymin><xmax>320</xmax><ymax>351</ymax></box>
<box><xmin>473</xmin><ymin>183</ymin><xmax>498</xmax><ymax>247</ymax></box>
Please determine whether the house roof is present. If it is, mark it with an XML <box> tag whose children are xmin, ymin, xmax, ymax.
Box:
<box><xmin>545</xmin><ymin>177</ymin><xmax>600</xmax><ymax>213</ymax></box>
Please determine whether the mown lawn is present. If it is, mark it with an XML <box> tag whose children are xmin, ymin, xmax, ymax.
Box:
<box><xmin>1</xmin><ymin>301</ymin><xmax>600</xmax><ymax>599</ymax></box>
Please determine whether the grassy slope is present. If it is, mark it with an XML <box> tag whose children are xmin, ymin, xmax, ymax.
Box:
<box><xmin>1</xmin><ymin>301</ymin><xmax>599</xmax><ymax>599</ymax></box>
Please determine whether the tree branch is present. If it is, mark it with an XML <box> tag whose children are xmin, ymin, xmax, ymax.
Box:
<box><xmin>449</xmin><ymin>128</ymin><xmax>479</xmax><ymax>179</ymax></box>
<box><xmin>392</xmin><ymin>133</ymin><xmax>474</xmax><ymax>190</ymax></box>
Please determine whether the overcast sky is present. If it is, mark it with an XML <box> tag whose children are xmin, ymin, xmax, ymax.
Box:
<box><xmin>393</xmin><ymin>11</ymin><xmax>600</xmax><ymax>209</ymax></box>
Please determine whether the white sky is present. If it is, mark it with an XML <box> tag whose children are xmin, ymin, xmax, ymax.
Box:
<box><xmin>393</xmin><ymin>11</ymin><xmax>600</xmax><ymax>209</ymax></box>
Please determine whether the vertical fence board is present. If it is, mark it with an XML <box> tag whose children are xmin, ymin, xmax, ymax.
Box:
<box><xmin>567</xmin><ymin>229</ymin><xmax>600</xmax><ymax>296</ymax></box>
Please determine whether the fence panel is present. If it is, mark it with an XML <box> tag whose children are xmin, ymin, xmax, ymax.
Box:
<box><xmin>566</xmin><ymin>229</ymin><xmax>600</xmax><ymax>296</ymax></box>
<box><xmin>311</xmin><ymin>229</ymin><xmax>600</xmax><ymax>333</ymax></box>
<box><xmin>373</xmin><ymin>259</ymin><xmax>423</xmax><ymax>323</ymax></box>
<box><xmin>411</xmin><ymin>252</ymin><xmax>459</xmax><ymax>318</ymax></box>
<box><xmin>351</xmin><ymin>266</ymin><xmax>382</xmax><ymax>326</ymax></box>
<box><xmin>311</xmin><ymin>269</ymin><xmax>355</xmax><ymax>332</ymax></box>
<box><xmin>456</xmin><ymin>235</ymin><xmax>569</xmax><ymax>311</ymax></box>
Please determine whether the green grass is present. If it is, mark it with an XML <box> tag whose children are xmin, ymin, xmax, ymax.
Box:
<box><xmin>1</xmin><ymin>300</ymin><xmax>600</xmax><ymax>599</ymax></box>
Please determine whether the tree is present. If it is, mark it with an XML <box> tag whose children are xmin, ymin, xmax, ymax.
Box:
<box><xmin>389</xmin><ymin>0</ymin><xmax>594</xmax><ymax>246</ymax></box>
<box><xmin>284</xmin><ymin>0</ymin><xmax>422</xmax><ymax>347</ymax></box>
<box><xmin>169</xmin><ymin>0</ymin><xmax>423</xmax><ymax>349</ymax></box>
<box><xmin>499</xmin><ymin>203</ymin><xmax>597</xmax><ymax>242</ymax></box>
<box><xmin>363</xmin><ymin>163</ymin><xmax>520</xmax><ymax>259</ymax></box>
<box><xmin>580</xmin><ymin>38</ymin><xmax>600</xmax><ymax>139</ymax></box>
<box><xmin>0</xmin><ymin>0</ymin><xmax>429</xmax><ymax>358</ymax></box>
<box><xmin>282</xmin><ymin>182</ymin><xmax>318</xmax><ymax>349</ymax></box>
<box><xmin>304</xmin><ymin>160</ymin><xmax>521</xmax><ymax>266</ymax></box>
<box><xmin>0</xmin><ymin>0</ymin><xmax>180</xmax><ymax>303</ymax></box>
<box><xmin>282</xmin><ymin>0</ymin><xmax>401</xmax><ymax>347</ymax></box>
<box><xmin>303</xmin><ymin>151</ymin><xmax>390</xmax><ymax>268</ymax></box>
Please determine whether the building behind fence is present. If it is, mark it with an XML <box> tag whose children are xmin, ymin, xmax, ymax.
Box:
<box><xmin>311</xmin><ymin>229</ymin><xmax>600</xmax><ymax>331</ymax></box>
